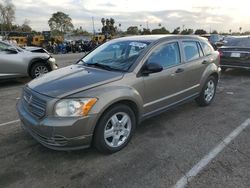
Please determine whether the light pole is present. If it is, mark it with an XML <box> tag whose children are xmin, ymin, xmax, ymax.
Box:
<box><xmin>92</xmin><ymin>17</ymin><xmax>95</xmax><ymax>35</ymax></box>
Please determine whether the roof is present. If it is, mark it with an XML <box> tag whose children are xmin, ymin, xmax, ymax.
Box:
<box><xmin>112</xmin><ymin>35</ymin><xmax>205</xmax><ymax>43</ymax></box>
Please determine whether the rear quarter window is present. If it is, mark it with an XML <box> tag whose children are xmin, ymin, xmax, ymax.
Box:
<box><xmin>200</xmin><ymin>42</ymin><xmax>213</xmax><ymax>56</ymax></box>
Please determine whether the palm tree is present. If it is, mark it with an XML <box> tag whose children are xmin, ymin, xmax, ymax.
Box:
<box><xmin>106</xmin><ymin>19</ymin><xmax>110</xmax><ymax>26</ymax></box>
<box><xmin>101</xmin><ymin>18</ymin><xmax>105</xmax><ymax>26</ymax></box>
<box><xmin>110</xmin><ymin>18</ymin><xmax>115</xmax><ymax>26</ymax></box>
<box><xmin>229</xmin><ymin>29</ymin><xmax>232</xmax><ymax>35</ymax></box>
<box><xmin>239</xmin><ymin>27</ymin><xmax>242</xmax><ymax>34</ymax></box>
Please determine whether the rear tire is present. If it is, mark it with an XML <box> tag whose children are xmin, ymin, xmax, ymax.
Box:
<box><xmin>93</xmin><ymin>104</ymin><xmax>136</xmax><ymax>154</ymax></box>
<box><xmin>30</xmin><ymin>63</ymin><xmax>49</xmax><ymax>79</ymax></box>
<box><xmin>196</xmin><ymin>76</ymin><xmax>217</xmax><ymax>106</ymax></box>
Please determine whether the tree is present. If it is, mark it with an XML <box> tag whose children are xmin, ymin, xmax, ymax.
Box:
<box><xmin>101</xmin><ymin>18</ymin><xmax>117</xmax><ymax>36</ymax></box>
<box><xmin>141</xmin><ymin>28</ymin><xmax>151</xmax><ymax>35</ymax></box>
<box><xmin>239</xmin><ymin>27</ymin><xmax>242</xmax><ymax>33</ymax></box>
<box><xmin>180</xmin><ymin>28</ymin><xmax>193</xmax><ymax>35</ymax></box>
<box><xmin>72</xmin><ymin>27</ymin><xmax>91</xmax><ymax>36</ymax></box>
<box><xmin>151</xmin><ymin>27</ymin><xmax>170</xmax><ymax>34</ymax></box>
<box><xmin>126</xmin><ymin>26</ymin><xmax>139</xmax><ymax>35</ymax></box>
<box><xmin>101</xmin><ymin>18</ymin><xmax>105</xmax><ymax>27</ymax></box>
<box><xmin>21</xmin><ymin>19</ymin><xmax>32</xmax><ymax>32</ymax></box>
<box><xmin>172</xmin><ymin>27</ymin><xmax>180</xmax><ymax>34</ymax></box>
<box><xmin>48</xmin><ymin>11</ymin><xmax>74</xmax><ymax>35</ymax></box>
<box><xmin>211</xmin><ymin>30</ymin><xmax>218</xmax><ymax>34</ymax></box>
<box><xmin>0</xmin><ymin>1</ymin><xmax>15</xmax><ymax>31</ymax></box>
<box><xmin>110</xmin><ymin>18</ymin><xmax>115</xmax><ymax>27</ymax></box>
<box><xmin>194</xmin><ymin>29</ymin><xmax>207</xmax><ymax>35</ymax></box>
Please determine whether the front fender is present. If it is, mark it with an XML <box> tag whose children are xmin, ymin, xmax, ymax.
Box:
<box><xmin>71</xmin><ymin>85</ymin><xmax>144</xmax><ymax>133</ymax></box>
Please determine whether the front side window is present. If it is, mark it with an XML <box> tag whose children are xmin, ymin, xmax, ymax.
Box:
<box><xmin>147</xmin><ymin>42</ymin><xmax>181</xmax><ymax>69</ymax></box>
<box><xmin>80</xmin><ymin>40</ymin><xmax>150</xmax><ymax>71</ymax></box>
<box><xmin>183</xmin><ymin>41</ymin><xmax>200</xmax><ymax>61</ymax></box>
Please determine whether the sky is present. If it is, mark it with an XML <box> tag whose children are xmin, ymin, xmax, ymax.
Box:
<box><xmin>2</xmin><ymin>0</ymin><xmax>250</xmax><ymax>33</ymax></box>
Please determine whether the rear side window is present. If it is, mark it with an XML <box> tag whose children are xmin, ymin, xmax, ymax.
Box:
<box><xmin>182</xmin><ymin>41</ymin><xmax>200</xmax><ymax>61</ymax></box>
<box><xmin>201</xmin><ymin>42</ymin><xmax>213</xmax><ymax>56</ymax></box>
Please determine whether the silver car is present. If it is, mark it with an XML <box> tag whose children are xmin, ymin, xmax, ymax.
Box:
<box><xmin>17</xmin><ymin>35</ymin><xmax>220</xmax><ymax>153</ymax></box>
<box><xmin>0</xmin><ymin>41</ymin><xmax>58</xmax><ymax>79</ymax></box>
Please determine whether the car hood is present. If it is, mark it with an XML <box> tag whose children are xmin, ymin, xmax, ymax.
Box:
<box><xmin>28</xmin><ymin>64</ymin><xmax>124</xmax><ymax>98</ymax></box>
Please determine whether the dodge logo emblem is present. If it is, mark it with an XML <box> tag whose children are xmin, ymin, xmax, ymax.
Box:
<box><xmin>24</xmin><ymin>94</ymin><xmax>32</xmax><ymax>104</ymax></box>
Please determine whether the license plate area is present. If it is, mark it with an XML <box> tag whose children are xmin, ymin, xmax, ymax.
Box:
<box><xmin>231</xmin><ymin>52</ymin><xmax>241</xmax><ymax>57</ymax></box>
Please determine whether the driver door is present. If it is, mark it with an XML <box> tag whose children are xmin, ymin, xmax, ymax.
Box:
<box><xmin>142</xmin><ymin>41</ymin><xmax>188</xmax><ymax>115</ymax></box>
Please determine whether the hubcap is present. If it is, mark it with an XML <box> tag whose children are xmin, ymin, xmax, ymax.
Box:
<box><xmin>204</xmin><ymin>80</ymin><xmax>215</xmax><ymax>103</ymax></box>
<box><xmin>34</xmin><ymin>66</ymin><xmax>48</xmax><ymax>77</ymax></box>
<box><xmin>104</xmin><ymin>112</ymin><xmax>132</xmax><ymax>148</ymax></box>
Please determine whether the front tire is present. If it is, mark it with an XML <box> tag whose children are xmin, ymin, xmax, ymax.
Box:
<box><xmin>196</xmin><ymin>76</ymin><xmax>217</xmax><ymax>106</ymax></box>
<box><xmin>30</xmin><ymin>63</ymin><xmax>49</xmax><ymax>79</ymax></box>
<box><xmin>93</xmin><ymin>104</ymin><xmax>136</xmax><ymax>154</ymax></box>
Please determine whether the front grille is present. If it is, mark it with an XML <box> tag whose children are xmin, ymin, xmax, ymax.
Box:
<box><xmin>23</xmin><ymin>89</ymin><xmax>46</xmax><ymax>118</ymax></box>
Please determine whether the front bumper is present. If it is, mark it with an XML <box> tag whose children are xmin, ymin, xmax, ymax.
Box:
<box><xmin>47</xmin><ymin>57</ymin><xmax>58</xmax><ymax>71</ymax></box>
<box><xmin>17</xmin><ymin>100</ymin><xmax>97</xmax><ymax>151</ymax></box>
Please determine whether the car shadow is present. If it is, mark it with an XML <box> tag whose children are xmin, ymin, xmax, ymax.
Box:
<box><xmin>0</xmin><ymin>78</ymin><xmax>31</xmax><ymax>89</ymax></box>
<box><xmin>221</xmin><ymin>68</ymin><xmax>250</xmax><ymax>77</ymax></box>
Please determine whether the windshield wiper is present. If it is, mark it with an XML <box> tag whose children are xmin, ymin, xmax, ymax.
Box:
<box><xmin>84</xmin><ymin>63</ymin><xmax>125</xmax><ymax>72</ymax></box>
<box><xmin>84</xmin><ymin>63</ymin><xmax>113</xmax><ymax>70</ymax></box>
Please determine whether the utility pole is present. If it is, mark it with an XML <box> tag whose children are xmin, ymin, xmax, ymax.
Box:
<box><xmin>92</xmin><ymin>17</ymin><xmax>95</xmax><ymax>35</ymax></box>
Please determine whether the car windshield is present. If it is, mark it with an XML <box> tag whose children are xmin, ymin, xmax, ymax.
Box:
<box><xmin>224</xmin><ymin>37</ymin><xmax>250</xmax><ymax>47</ymax></box>
<box><xmin>79</xmin><ymin>40</ymin><xmax>150</xmax><ymax>71</ymax></box>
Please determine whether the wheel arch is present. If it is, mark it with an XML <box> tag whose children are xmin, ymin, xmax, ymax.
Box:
<box><xmin>91</xmin><ymin>99</ymin><xmax>140</xmax><ymax>142</ymax></box>
<box><xmin>27</xmin><ymin>58</ymin><xmax>51</xmax><ymax>77</ymax></box>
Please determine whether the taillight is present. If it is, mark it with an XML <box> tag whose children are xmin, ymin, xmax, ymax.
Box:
<box><xmin>218</xmin><ymin>49</ymin><xmax>223</xmax><ymax>56</ymax></box>
<box><xmin>217</xmin><ymin>49</ymin><xmax>222</xmax><ymax>65</ymax></box>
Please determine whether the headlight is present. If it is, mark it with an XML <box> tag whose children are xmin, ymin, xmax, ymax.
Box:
<box><xmin>55</xmin><ymin>98</ymin><xmax>97</xmax><ymax>117</ymax></box>
<box><xmin>48</xmin><ymin>57</ymin><xmax>56</xmax><ymax>62</ymax></box>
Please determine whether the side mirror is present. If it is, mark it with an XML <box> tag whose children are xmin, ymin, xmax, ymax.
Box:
<box><xmin>5</xmin><ymin>47</ymin><xmax>18</xmax><ymax>54</ymax></box>
<box><xmin>142</xmin><ymin>63</ymin><xmax>163</xmax><ymax>75</ymax></box>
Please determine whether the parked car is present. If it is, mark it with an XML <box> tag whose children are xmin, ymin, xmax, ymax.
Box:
<box><xmin>218</xmin><ymin>36</ymin><xmax>250</xmax><ymax>72</ymax></box>
<box><xmin>17</xmin><ymin>35</ymin><xmax>220</xmax><ymax>153</ymax></box>
<box><xmin>23</xmin><ymin>46</ymin><xmax>50</xmax><ymax>54</ymax></box>
<box><xmin>201</xmin><ymin>34</ymin><xmax>224</xmax><ymax>49</ymax></box>
<box><xmin>0</xmin><ymin>41</ymin><xmax>58</xmax><ymax>79</ymax></box>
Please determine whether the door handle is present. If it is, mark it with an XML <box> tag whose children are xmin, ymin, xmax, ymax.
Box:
<box><xmin>202</xmin><ymin>60</ymin><xmax>209</xmax><ymax>64</ymax></box>
<box><xmin>175</xmin><ymin>68</ymin><xmax>184</xmax><ymax>73</ymax></box>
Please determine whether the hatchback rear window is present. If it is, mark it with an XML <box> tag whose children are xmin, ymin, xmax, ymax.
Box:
<box><xmin>224</xmin><ymin>37</ymin><xmax>250</xmax><ymax>47</ymax></box>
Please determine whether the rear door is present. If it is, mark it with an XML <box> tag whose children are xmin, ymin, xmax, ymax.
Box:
<box><xmin>180</xmin><ymin>40</ymin><xmax>214</xmax><ymax>92</ymax></box>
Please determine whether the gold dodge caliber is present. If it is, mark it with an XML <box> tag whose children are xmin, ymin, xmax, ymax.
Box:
<box><xmin>17</xmin><ymin>35</ymin><xmax>220</xmax><ymax>153</ymax></box>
